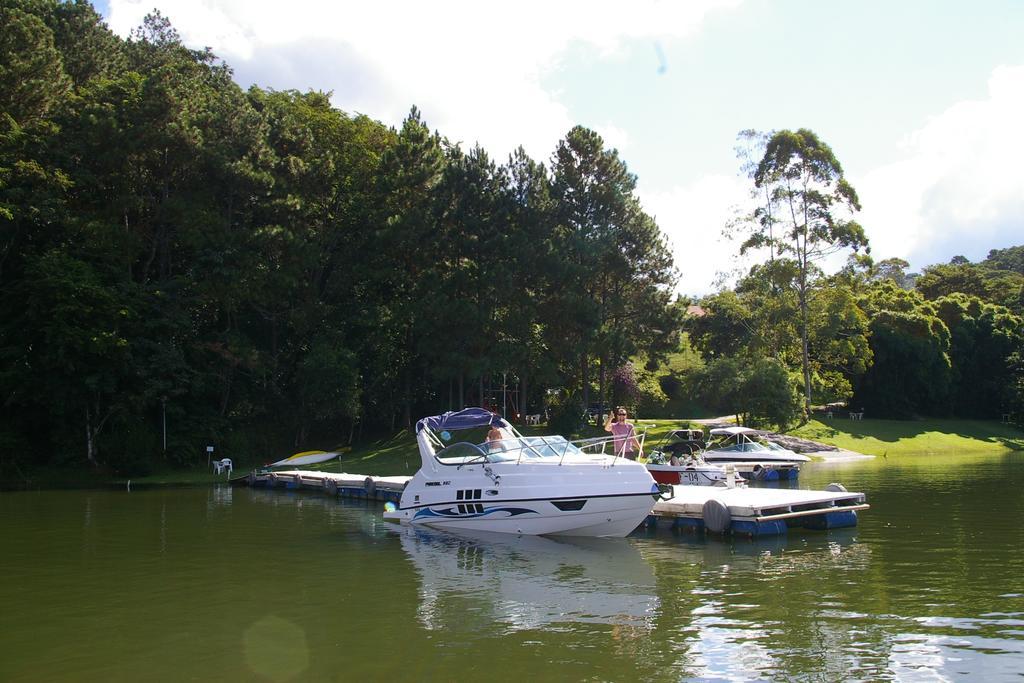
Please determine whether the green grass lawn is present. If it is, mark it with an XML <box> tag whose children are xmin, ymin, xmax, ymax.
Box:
<box><xmin>790</xmin><ymin>418</ymin><xmax>1024</xmax><ymax>456</ymax></box>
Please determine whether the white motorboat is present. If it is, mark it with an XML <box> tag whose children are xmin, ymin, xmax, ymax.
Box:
<box><xmin>383</xmin><ymin>408</ymin><xmax>661</xmax><ymax>537</ymax></box>
<box><xmin>702</xmin><ymin>426</ymin><xmax>811</xmax><ymax>464</ymax></box>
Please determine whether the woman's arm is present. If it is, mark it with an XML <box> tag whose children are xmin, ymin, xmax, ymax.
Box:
<box><xmin>629</xmin><ymin>425</ymin><xmax>642</xmax><ymax>454</ymax></box>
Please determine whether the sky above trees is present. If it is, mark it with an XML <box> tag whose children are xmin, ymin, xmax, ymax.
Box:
<box><xmin>98</xmin><ymin>0</ymin><xmax>1024</xmax><ymax>295</ymax></box>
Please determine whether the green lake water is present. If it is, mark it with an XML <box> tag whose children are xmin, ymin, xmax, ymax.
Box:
<box><xmin>2</xmin><ymin>452</ymin><xmax>1023</xmax><ymax>681</ymax></box>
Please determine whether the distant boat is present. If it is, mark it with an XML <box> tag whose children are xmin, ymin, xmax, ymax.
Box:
<box><xmin>702</xmin><ymin>427</ymin><xmax>811</xmax><ymax>464</ymax></box>
<box><xmin>267</xmin><ymin>450</ymin><xmax>342</xmax><ymax>468</ymax></box>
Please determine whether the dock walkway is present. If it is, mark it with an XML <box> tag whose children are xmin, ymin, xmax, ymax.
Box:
<box><xmin>237</xmin><ymin>469</ymin><xmax>411</xmax><ymax>502</ymax></box>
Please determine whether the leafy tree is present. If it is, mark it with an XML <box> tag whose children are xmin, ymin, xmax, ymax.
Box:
<box><xmin>871</xmin><ymin>257</ymin><xmax>912</xmax><ymax>288</ymax></box>
<box><xmin>376</xmin><ymin>106</ymin><xmax>445</xmax><ymax>426</ymax></box>
<box><xmin>3</xmin><ymin>250</ymin><xmax>132</xmax><ymax>464</ymax></box>
<box><xmin>737</xmin><ymin>128</ymin><xmax>868</xmax><ymax>415</ymax></box>
<box><xmin>691</xmin><ymin>355</ymin><xmax>801</xmax><ymax>429</ymax></box>
<box><xmin>548</xmin><ymin>126</ymin><xmax>679</xmax><ymax>415</ymax></box>
<box><xmin>610</xmin><ymin>363</ymin><xmax>640</xmax><ymax>408</ymax></box>
<box><xmin>740</xmin><ymin>357</ymin><xmax>803</xmax><ymax>429</ymax></box>
<box><xmin>933</xmin><ymin>294</ymin><xmax>1024</xmax><ymax>418</ymax></box>
<box><xmin>983</xmin><ymin>246</ymin><xmax>1024</xmax><ymax>274</ymax></box>
<box><xmin>916</xmin><ymin>262</ymin><xmax>990</xmax><ymax>301</ymax></box>
<box><xmin>808</xmin><ymin>284</ymin><xmax>872</xmax><ymax>403</ymax></box>
<box><xmin>854</xmin><ymin>282</ymin><xmax>952</xmax><ymax>417</ymax></box>
<box><xmin>0</xmin><ymin>4</ymin><xmax>71</xmax><ymax>126</ymax></box>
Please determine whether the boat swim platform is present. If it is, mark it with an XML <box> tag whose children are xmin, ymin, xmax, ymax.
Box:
<box><xmin>235</xmin><ymin>469</ymin><xmax>411</xmax><ymax>503</ymax></box>
<box><xmin>647</xmin><ymin>484</ymin><xmax>869</xmax><ymax>538</ymax></box>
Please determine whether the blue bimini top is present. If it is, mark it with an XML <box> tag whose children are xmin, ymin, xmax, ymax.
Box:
<box><xmin>416</xmin><ymin>407</ymin><xmax>508</xmax><ymax>434</ymax></box>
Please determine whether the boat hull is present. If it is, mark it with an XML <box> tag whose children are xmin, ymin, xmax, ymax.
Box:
<box><xmin>646</xmin><ymin>464</ymin><xmax>725</xmax><ymax>486</ymax></box>
<box><xmin>702</xmin><ymin>451</ymin><xmax>810</xmax><ymax>464</ymax></box>
<box><xmin>396</xmin><ymin>491</ymin><xmax>657</xmax><ymax>537</ymax></box>
<box><xmin>395</xmin><ymin>457</ymin><xmax>660</xmax><ymax>537</ymax></box>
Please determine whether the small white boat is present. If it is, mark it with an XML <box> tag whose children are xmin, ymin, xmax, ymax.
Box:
<box><xmin>702</xmin><ymin>427</ymin><xmax>811</xmax><ymax>464</ymax></box>
<box><xmin>266</xmin><ymin>450</ymin><xmax>342</xmax><ymax>468</ymax></box>
<box><xmin>384</xmin><ymin>408</ymin><xmax>661</xmax><ymax>537</ymax></box>
<box><xmin>645</xmin><ymin>429</ymin><xmax>729</xmax><ymax>486</ymax></box>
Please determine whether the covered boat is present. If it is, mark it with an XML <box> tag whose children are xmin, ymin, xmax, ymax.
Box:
<box><xmin>702</xmin><ymin>426</ymin><xmax>811</xmax><ymax>464</ymax></box>
<box><xmin>383</xmin><ymin>408</ymin><xmax>661</xmax><ymax>537</ymax></box>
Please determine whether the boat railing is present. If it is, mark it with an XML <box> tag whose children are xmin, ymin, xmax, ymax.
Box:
<box><xmin>440</xmin><ymin>427</ymin><xmax>652</xmax><ymax>467</ymax></box>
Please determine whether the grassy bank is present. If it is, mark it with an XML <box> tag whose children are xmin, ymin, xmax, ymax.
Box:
<box><xmin>790</xmin><ymin>418</ymin><xmax>1024</xmax><ymax>456</ymax></box>
<box><xmin>6</xmin><ymin>417</ymin><xmax>1021</xmax><ymax>489</ymax></box>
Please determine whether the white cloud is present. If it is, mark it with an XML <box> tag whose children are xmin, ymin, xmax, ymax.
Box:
<box><xmin>593</xmin><ymin>123</ymin><xmax>631</xmax><ymax>153</ymax></box>
<box><xmin>106</xmin><ymin>0</ymin><xmax>738</xmax><ymax>162</ymax></box>
<box><xmin>638</xmin><ymin>173</ymin><xmax>751</xmax><ymax>297</ymax></box>
<box><xmin>856</xmin><ymin>64</ymin><xmax>1024</xmax><ymax>270</ymax></box>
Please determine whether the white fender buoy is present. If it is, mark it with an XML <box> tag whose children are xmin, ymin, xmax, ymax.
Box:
<box><xmin>826</xmin><ymin>482</ymin><xmax>848</xmax><ymax>492</ymax></box>
<box><xmin>325</xmin><ymin>479</ymin><xmax>338</xmax><ymax>495</ymax></box>
<box><xmin>247</xmin><ymin>472</ymin><xmax>256</xmax><ymax>487</ymax></box>
<box><xmin>267</xmin><ymin>473</ymin><xmax>278</xmax><ymax>488</ymax></box>
<box><xmin>702</xmin><ymin>498</ymin><xmax>732</xmax><ymax>533</ymax></box>
<box><xmin>364</xmin><ymin>476</ymin><xmax>377</xmax><ymax>498</ymax></box>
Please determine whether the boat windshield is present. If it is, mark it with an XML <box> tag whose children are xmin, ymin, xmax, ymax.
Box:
<box><xmin>435</xmin><ymin>435</ymin><xmax>590</xmax><ymax>465</ymax></box>
<box><xmin>710</xmin><ymin>435</ymin><xmax>786</xmax><ymax>453</ymax></box>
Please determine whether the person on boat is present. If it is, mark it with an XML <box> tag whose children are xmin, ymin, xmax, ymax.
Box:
<box><xmin>604</xmin><ymin>407</ymin><xmax>641</xmax><ymax>460</ymax></box>
<box><xmin>486</xmin><ymin>417</ymin><xmax>513</xmax><ymax>451</ymax></box>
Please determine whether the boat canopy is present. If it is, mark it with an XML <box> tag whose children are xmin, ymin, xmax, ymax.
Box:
<box><xmin>416</xmin><ymin>407</ymin><xmax>508</xmax><ymax>434</ymax></box>
<box><xmin>709</xmin><ymin>426</ymin><xmax>762</xmax><ymax>436</ymax></box>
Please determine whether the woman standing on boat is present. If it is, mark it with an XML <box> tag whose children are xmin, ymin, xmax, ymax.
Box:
<box><xmin>604</xmin><ymin>407</ymin><xmax>641</xmax><ymax>460</ymax></box>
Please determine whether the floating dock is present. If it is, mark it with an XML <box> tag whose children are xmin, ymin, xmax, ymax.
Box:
<box><xmin>648</xmin><ymin>484</ymin><xmax>868</xmax><ymax>537</ymax></box>
<box><xmin>238</xmin><ymin>469</ymin><xmax>867</xmax><ymax>538</ymax></box>
<box><xmin>237</xmin><ymin>469</ymin><xmax>410</xmax><ymax>502</ymax></box>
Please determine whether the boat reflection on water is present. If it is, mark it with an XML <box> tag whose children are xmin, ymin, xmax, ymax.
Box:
<box><xmin>391</xmin><ymin>524</ymin><xmax>660</xmax><ymax>635</ymax></box>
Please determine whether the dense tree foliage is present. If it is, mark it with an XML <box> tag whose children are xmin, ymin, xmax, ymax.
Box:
<box><xmin>0</xmin><ymin>3</ymin><xmax>681</xmax><ymax>472</ymax></box>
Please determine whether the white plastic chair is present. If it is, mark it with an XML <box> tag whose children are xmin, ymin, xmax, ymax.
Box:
<box><xmin>213</xmin><ymin>458</ymin><xmax>233</xmax><ymax>475</ymax></box>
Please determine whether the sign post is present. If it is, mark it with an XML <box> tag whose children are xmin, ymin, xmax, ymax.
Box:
<box><xmin>206</xmin><ymin>445</ymin><xmax>214</xmax><ymax>466</ymax></box>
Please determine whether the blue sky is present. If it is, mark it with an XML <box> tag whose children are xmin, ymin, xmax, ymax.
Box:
<box><xmin>100</xmin><ymin>0</ymin><xmax>1024</xmax><ymax>295</ymax></box>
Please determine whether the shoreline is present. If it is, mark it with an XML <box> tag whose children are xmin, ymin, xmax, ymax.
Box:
<box><xmin>805</xmin><ymin>448</ymin><xmax>875</xmax><ymax>461</ymax></box>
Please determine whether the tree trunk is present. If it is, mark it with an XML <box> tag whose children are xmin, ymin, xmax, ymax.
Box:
<box><xmin>402</xmin><ymin>369</ymin><xmax>411</xmax><ymax>428</ymax></box>
<box><xmin>521</xmin><ymin>375</ymin><xmax>528</xmax><ymax>417</ymax></box>
<box><xmin>85</xmin><ymin>406</ymin><xmax>96</xmax><ymax>466</ymax></box>
<box><xmin>799</xmin><ymin>274</ymin><xmax>812</xmax><ymax>418</ymax></box>
<box><xmin>581</xmin><ymin>352</ymin><xmax>590</xmax><ymax>416</ymax></box>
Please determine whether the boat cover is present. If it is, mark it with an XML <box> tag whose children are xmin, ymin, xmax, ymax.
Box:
<box><xmin>416</xmin><ymin>407</ymin><xmax>507</xmax><ymax>433</ymax></box>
